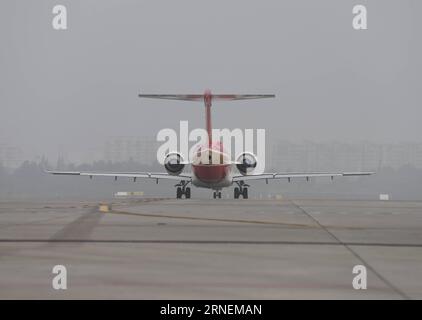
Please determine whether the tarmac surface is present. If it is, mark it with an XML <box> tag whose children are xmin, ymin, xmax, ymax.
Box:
<box><xmin>0</xmin><ymin>198</ymin><xmax>421</xmax><ymax>299</ymax></box>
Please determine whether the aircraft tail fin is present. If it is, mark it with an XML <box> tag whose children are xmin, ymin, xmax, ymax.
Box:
<box><xmin>139</xmin><ymin>91</ymin><xmax>275</xmax><ymax>147</ymax></box>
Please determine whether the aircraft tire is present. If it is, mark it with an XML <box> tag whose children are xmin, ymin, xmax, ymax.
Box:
<box><xmin>234</xmin><ymin>187</ymin><xmax>239</xmax><ymax>199</ymax></box>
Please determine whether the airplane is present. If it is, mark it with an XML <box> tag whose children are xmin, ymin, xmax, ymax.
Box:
<box><xmin>47</xmin><ymin>89</ymin><xmax>374</xmax><ymax>199</ymax></box>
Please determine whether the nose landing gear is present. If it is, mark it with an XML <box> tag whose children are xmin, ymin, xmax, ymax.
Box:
<box><xmin>213</xmin><ymin>190</ymin><xmax>222</xmax><ymax>199</ymax></box>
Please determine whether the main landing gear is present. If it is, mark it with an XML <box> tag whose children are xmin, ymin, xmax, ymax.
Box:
<box><xmin>234</xmin><ymin>181</ymin><xmax>249</xmax><ymax>199</ymax></box>
<box><xmin>175</xmin><ymin>180</ymin><xmax>191</xmax><ymax>199</ymax></box>
<box><xmin>213</xmin><ymin>190</ymin><xmax>222</xmax><ymax>199</ymax></box>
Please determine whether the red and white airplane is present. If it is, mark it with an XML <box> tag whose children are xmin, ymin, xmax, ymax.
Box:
<box><xmin>47</xmin><ymin>90</ymin><xmax>374</xmax><ymax>199</ymax></box>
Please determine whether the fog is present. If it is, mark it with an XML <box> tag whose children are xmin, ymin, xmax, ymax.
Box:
<box><xmin>1</xmin><ymin>0</ymin><xmax>421</xmax><ymax>161</ymax></box>
<box><xmin>1</xmin><ymin>1</ymin><xmax>421</xmax><ymax>177</ymax></box>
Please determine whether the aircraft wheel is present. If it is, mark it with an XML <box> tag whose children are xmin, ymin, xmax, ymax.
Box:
<box><xmin>185</xmin><ymin>187</ymin><xmax>191</xmax><ymax>199</ymax></box>
<box><xmin>218</xmin><ymin>192</ymin><xmax>222</xmax><ymax>199</ymax></box>
<box><xmin>234</xmin><ymin>187</ymin><xmax>239</xmax><ymax>199</ymax></box>
<box><xmin>243</xmin><ymin>188</ymin><xmax>248</xmax><ymax>199</ymax></box>
<box><xmin>176</xmin><ymin>187</ymin><xmax>182</xmax><ymax>199</ymax></box>
<box><xmin>213</xmin><ymin>191</ymin><xmax>217</xmax><ymax>199</ymax></box>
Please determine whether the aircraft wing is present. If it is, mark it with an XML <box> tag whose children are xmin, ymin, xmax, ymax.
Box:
<box><xmin>45</xmin><ymin>170</ymin><xmax>192</xmax><ymax>181</ymax></box>
<box><xmin>232</xmin><ymin>171</ymin><xmax>374</xmax><ymax>182</ymax></box>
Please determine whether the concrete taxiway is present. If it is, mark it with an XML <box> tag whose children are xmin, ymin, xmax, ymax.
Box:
<box><xmin>0</xmin><ymin>198</ymin><xmax>421</xmax><ymax>299</ymax></box>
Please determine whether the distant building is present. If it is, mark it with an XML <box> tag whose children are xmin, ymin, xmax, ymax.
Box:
<box><xmin>0</xmin><ymin>144</ymin><xmax>24</xmax><ymax>169</ymax></box>
<box><xmin>104</xmin><ymin>136</ymin><xmax>160</xmax><ymax>165</ymax></box>
<box><xmin>267</xmin><ymin>140</ymin><xmax>422</xmax><ymax>171</ymax></box>
<box><xmin>102</xmin><ymin>136</ymin><xmax>422</xmax><ymax>170</ymax></box>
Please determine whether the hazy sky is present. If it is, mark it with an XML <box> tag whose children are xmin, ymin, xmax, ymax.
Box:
<box><xmin>1</xmin><ymin>0</ymin><xmax>421</xmax><ymax>162</ymax></box>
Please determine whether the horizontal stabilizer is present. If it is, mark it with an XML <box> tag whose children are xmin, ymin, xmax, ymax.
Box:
<box><xmin>138</xmin><ymin>94</ymin><xmax>275</xmax><ymax>101</ymax></box>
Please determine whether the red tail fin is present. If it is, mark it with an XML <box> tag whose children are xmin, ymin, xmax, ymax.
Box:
<box><xmin>139</xmin><ymin>91</ymin><xmax>275</xmax><ymax>147</ymax></box>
